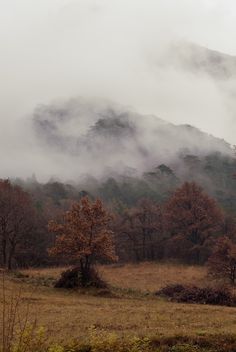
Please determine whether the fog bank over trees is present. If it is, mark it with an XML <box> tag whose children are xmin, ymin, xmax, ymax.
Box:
<box><xmin>0</xmin><ymin>1</ymin><xmax>236</xmax><ymax>180</ymax></box>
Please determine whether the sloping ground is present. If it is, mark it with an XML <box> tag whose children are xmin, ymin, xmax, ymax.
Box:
<box><xmin>2</xmin><ymin>274</ymin><xmax>236</xmax><ymax>342</ymax></box>
<box><xmin>99</xmin><ymin>262</ymin><xmax>207</xmax><ymax>292</ymax></box>
<box><xmin>0</xmin><ymin>263</ymin><xmax>234</xmax><ymax>345</ymax></box>
<box><xmin>32</xmin><ymin>98</ymin><xmax>232</xmax><ymax>180</ymax></box>
<box><xmin>21</xmin><ymin>262</ymin><xmax>207</xmax><ymax>292</ymax></box>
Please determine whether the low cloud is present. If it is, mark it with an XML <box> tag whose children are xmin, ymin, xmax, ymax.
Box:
<box><xmin>0</xmin><ymin>0</ymin><xmax>235</xmax><ymax>180</ymax></box>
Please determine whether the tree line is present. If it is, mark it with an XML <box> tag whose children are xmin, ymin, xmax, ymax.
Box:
<box><xmin>0</xmin><ymin>179</ymin><xmax>236</xmax><ymax>281</ymax></box>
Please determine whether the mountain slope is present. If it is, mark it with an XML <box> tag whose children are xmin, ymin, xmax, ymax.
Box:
<box><xmin>33</xmin><ymin>98</ymin><xmax>232</xmax><ymax>178</ymax></box>
<box><xmin>158</xmin><ymin>41</ymin><xmax>236</xmax><ymax>79</ymax></box>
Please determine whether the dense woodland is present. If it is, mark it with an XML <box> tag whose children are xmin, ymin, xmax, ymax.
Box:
<box><xmin>0</xmin><ymin>150</ymin><xmax>236</xmax><ymax>270</ymax></box>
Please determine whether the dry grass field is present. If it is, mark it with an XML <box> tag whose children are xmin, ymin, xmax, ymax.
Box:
<box><xmin>21</xmin><ymin>262</ymin><xmax>208</xmax><ymax>292</ymax></box>
<box><xmin>0</xmin><ymin>262</ymin><xmax>234</xmax><ymax>345</ymax></box>
<box><xmin>100</xmin><ymin>262</ymin><xmax>208</xmax><ymax>291</ymax></box>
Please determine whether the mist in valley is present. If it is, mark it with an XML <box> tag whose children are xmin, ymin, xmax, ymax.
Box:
<box><xmin>0</xmin><ymin>0</ymin><xmax>236</xmax><ymax>181</ymax></box>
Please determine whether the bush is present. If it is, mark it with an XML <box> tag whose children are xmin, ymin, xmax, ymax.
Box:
<box><xmin>156</xmin><ymin>284</ymin><xmax>235</xmax><ymax>306</ymax></box>
<box><xmin>54</xmin><ymin>267</ymin><xmax>79</xmax><ymax>288</ymax></box>
<box><xmin>0</xmin><ymin>270</ymin><xmax>47</xmax><ymax>352</ymax></box>
<box><xmin>54</xmin><ymin>266</ymin><xmax>107</xmax><ymax>289</ymax></box>
<box><xmin>48</xmin><ymin>333</ymin><xmax>236</xmax><ymax>352</ymax></box>
<box><xmin>157</xmin><ymin>284</ymin><xmax>186</xmax><ymax>297</ymax></box>
<box><xmin>170</xmin><ymin>344</ymin><xmax>203</xmax><ymax>352</ymax></box>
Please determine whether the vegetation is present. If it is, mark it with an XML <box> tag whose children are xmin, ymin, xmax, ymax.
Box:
<box><xmin>0</xmin><ymin>177</ymin><xmax>236</xmax><ymax>269</ymax></box>
<box><xmin>118</xmin><ymin>198</ymin><xmax>163</xmax><ymax>261</ymax></box>
<box><xmin>0</xmin><ymin>271</ymin><xmax>46</xmax><ymax>352</ymax></box>
<box><xmin>164</xmin><ymin>182</ymin><xmax>223</xmax><ymax>264</ymax></box>
<box><xmin>156</xmin><ymin>284</ymin><xmax>235</xmax><ymax>306</ymax></box>
<box><xmin>48</xmin><ymin>197</ymin><xmax>117</xmax><ymax>287</ymax></box>
<box><xmin>207</xmin><ymin>236</ymin><xmax>236</xmax><ymax>284</ymax></box>
<box><xmin>1</xmin><ymin>174</ymin><xmax>236</xmax><ymax>350</ymax></box>
<box><xmin>1</xmin><ymin>264</ymin><xmax>236</xmax><ymax>351</ymax></box>
<box><xmin>0</xmin><ymin>180</ymin><xmax>37</xmax><ymax>269</ymax></box>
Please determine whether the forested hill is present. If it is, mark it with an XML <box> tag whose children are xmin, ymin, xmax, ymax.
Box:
<box><xmin>158</xmin><ymin>41</ymin><xmax>236</xmax><ymax>79</ymax></box>
<box><xmin>14</xmin><ymin>98</ymin><xmax>231</xmax><ymax>211</ymax></box>
<box><xmin>33</xmin><ymin>98</ymin><xmax>232</xmax><ymax>173</ymax></box>
<box><xmin>13</xmin><ymin>151</ymin><xmax>236</xmax><ymax>214</ymax></box>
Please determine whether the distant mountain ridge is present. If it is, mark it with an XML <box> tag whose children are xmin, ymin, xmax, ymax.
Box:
<box><xmin>158</xmin><ymin>41</ymin><xmax>236</xmax><ymax>79</ymax></box>
<box><xmin>32</xmin><ymin>98</ymin><xmax>232</xmax><ymax>179</ymax></box>
<box><xmin>25</xmin><ymin>43</ymin><xmax>236</xmax><ymax>212</ymax></box>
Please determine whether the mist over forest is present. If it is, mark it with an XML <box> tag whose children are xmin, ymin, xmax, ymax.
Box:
<box><xmin>1</xmin><ymin>1</ymin><xmax>236</xmax><ymax>183</ymax></box>
<box><xmin>6</xmin><ymin>42</ymin><xmax>236</xmax><ymax>206</ymax></box>
<box><xmin>3</xmin><ymin>41</ymin><xmax>236</xmax><ymax>182</ymax></box>
<box><xmin>1</xmin><ymin>0</ymin><xmax>236</xmax><ymax>272</ymax></box>
<box><xmin>3</xmin><ymin>43</ymin><xmax>236</xmax><ymax>215</ymax></box>
<box><xmin>2</xmin><ymin>3</ymin><xmax>236</xmax><ymax>349</ymax></box>
<box><xmin>1</xmin><ymin>1</ymin><xmax>236</xmax><ymax>229</ymax></box>
<box><xmin>31</xmin><ymin>95</ymin><xmax>232</xmax><ymax>179</ymax></box>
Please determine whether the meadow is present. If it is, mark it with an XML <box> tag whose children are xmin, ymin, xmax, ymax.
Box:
<box><xmin>1</xmin><ymin>262</ymin><xmax>236</xmax><ymax>352</ymax></box>
<box><xmin>0</xmin><ymin>263</ymin><xmax>235</xmax><ymax>344</ymax></box>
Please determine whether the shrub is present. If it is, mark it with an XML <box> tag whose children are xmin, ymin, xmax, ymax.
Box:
<box><xmin>156</xmin><ymin>284</ymin><xmax>235</xmax><ymax>306</ymax></box>
<box><xmin>54</xmin><ymin>266</ymin><xmax>107</xmax><ymax>289</ymax></box>
<box><xmin>157</xmin><ymin>284</ymin><xmax>186</xmax><ymax>297</ymax></box>
<box><xmin>82</xmin><ymin>327</ymin><xmax>151</xmax><ymax>352</ymax></box>
<box><xmin>0</xmin><ymin>271</ymin><xmax>47</xmax><ymax>352</ymax></box>
<box><xmin>170</xmin><ymin>345</ymin><xmax>203</xmax><ymax>352</ymax></box>
<box><xmin>11</xmin><ymin>325</ymin><xmax>47</xmax><ymax>352</ymax></box>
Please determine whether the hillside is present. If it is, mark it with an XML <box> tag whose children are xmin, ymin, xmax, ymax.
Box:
<box><xmin>158</xmin><ymin>41</ymin><xmax>236</xmax><ymax>79</ymax></box>
<box><xmin>2</xmin><ymin>264</ymin><xmax>235</xmax><ymax>337</ymax></box>
<box><xmin>30</xmin><ymin>98</ymin><xmax>236</xmax><ymax>211</ymax></box>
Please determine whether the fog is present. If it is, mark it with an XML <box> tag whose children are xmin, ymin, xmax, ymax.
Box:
<box><xmin>0</xmin><ymin>0</ymin><xmax>236</xmax><ymax>180</ymax></box>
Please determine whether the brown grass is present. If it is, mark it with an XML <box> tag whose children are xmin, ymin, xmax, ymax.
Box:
<box><xmin>100</xmin><ymin>262</ymin><xmax>207</xmax><ymax>292</ymax></box>
<box><xmin>0</xmin><ymin>263</ymin><xmax>235</xmax><ymax>343</ymax></box>
<box><xmin>21</xmin><ymin>262</ymin><xmax>207</xmax><ymax>292</ymax></box>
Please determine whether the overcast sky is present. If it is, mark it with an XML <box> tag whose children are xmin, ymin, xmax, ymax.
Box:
<box><xmin>0</xmin><ymin>0</ymin><xmax>236</xmax><ymax>168</ymax></box>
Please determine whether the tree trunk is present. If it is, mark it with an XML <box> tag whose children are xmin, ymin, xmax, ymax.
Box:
<box><xmin>142</xmin><ymin>230</ymin><xmax>146</xmax><ymax>260</ymax></box>
<box><xmin>2</xmin><ymin>237</ymin><xmax>7</xmax><ymax>268</ymax></box>
<box><xmin>7</xmin><ymin>242</ymin><xmax>16</xmax><ymax>270</ymax></box>
<box><xmin>7</xmin><ymin>250</ymin><xmax>13</xmax><ymax>270</ymax></box>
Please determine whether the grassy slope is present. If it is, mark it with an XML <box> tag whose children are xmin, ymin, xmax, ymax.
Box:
<box><xmin>0</xmin><ymin>263</ymin><xmax>234</xmax><ymax>344</ymax></box>
<box><xmin>22</xmin><ymin>262</ymin><xmax>207</xmax><ymax>292</ymax></box>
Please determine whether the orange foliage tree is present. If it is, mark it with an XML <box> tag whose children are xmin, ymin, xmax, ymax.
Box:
<box><xmin>207</xmin><ymin>236</ymin><xmax>236</xmax><ymax>285</ymax></box>
<box><xmin>164</xmin><ymin>182</ymin><xmax>224</xmax><ymax>263</ymax></box>
<box><xmin>48</xmin><ymin>197</ymin><xmax>117</xmax><ymax>276</ymax></box>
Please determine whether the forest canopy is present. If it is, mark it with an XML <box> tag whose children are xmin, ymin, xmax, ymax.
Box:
<box><xmin>0</xmin><ymin>170</ymin><xmax>236</xmax><ymax>269</ymax></box>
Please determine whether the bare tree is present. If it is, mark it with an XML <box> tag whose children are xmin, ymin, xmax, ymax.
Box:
<box><xmin>0</xmin><ymin>180</ymin><xmax>35</xmax><ymax>269</ymax></box>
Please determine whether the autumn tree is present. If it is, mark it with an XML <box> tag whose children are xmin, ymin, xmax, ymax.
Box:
<box><xmin>0</xmin><ymin>180</ymin><xmax>36</xmax><ymax>269</ymax></box>
<box><xmin>48</xmin><ymin>197</ymin><xmax>117</xmax><ymax>286</ymax></box>
<box><xmin>207</xmin><ymin>236</ymin><xmax>236</xmax><ymax>285</ymax></box>
<box><xmin>118</xmin><ymin>199</ymin><xmax>163</xmax><ymax>261</ymax></box>
<box><xmin>164</xmin><ymin>182</ymin><xmax>224</xmax><ymax>263</ymax></box>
